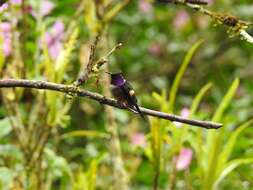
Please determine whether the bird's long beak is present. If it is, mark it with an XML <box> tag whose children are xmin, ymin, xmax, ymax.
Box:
<box><xmin>105</xmin><ymin>71</ymin><xmax>112</xmax><ymax>75</ymax></box>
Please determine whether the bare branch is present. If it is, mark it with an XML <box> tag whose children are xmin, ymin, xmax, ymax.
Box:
<box><xmin>0</xmin><ymin>79</ymin><xmax>222</xmax><ymax>129</ymax></box>
<box><xmin>157</xmin><ymin>0</ymin><xmax>208</xmax><ymax>5</ymax></box>
<box><xmin>74</xmin><ymin>35</ymin><xmax>100</xmax><ymax>86</ymax></box>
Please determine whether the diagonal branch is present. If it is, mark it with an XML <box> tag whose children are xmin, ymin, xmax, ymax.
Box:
<box><xmin>0</xmin><ymin>79</ymin><xmax>222</xmax><ymax>129</ymax></box>
<box><xmin>157</xmin><ymin>0</ymin><xmax>253</xmax><ymax>44</ymax></box>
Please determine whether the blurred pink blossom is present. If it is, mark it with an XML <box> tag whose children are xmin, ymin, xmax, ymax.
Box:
<box><xmin>44</xmin><ymin>21</ymin><xmax>65</xmax><ymax>60</ymax></box>
<box><xmin>32</xmin><ymin>0</ymin><xmax>55</xmax><ymax>17</ymax></box>
<box><xmin>176</xmin><ymin>148</ymin><xmax>193</xmax><ymax>171</ymax></box>
<box><xmin>181</xmin><ymin>107</ymin><xmax>190</xmax><ymax>118</ymax></box>
<box><xmin>0</xmin><ymin>22</ymin><xmax>12</xmax><ymax>57</ymax></box>
<box><xmin>10</xmin><ymin>0</ymin><xmax>22</xmax><ymax>5</ymax></box>
<box><xmin>138</xmin><ymin>0</ymin><xmax>152</xmax><ymax>14</ymax></box>
<box><xmin>173</xmin><ymin>10</ymin><xmax>190</xmax><ymax>30</ymax></box>
<box><xmin>174</xmin><ymin>107</ymin><xmax>190</xmax><ymax>128</ymax></box>
<box><xmin>0</xmin><ymin>3</ymin><xmax>8</xmax><ymax>12</ymax></box>
<box><xmin>0</xmin><ymin>0</ymin><xmax>21</xmax><ymax>12</ymax></box>
<box><xmin>130</xmin><ymin>132</ymin><xmax>147</xmax><ymax>148</ymax></box>
<box><xmin>149</xmin><ymin>42</ymin><xmax>162</xmax><ymax>57</ymax></box>
<box><xmin>206</xmin><ymin>0</ymin><xmax>214</xmax><ymax>5</ymax></box>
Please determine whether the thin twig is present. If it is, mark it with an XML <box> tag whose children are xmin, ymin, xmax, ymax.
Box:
<box><xmin>0</xmin><ymin>79</ymin><xmax>222</xmax><ymax>129</ymax></box>
<box><xmin>74</xmin><ymin>35</ymin><xmax>100</xmax><ymax>86</ymax></box>
<box><xmin>157</xmin><ymin>0</ymin><xmax>208</xmax><ymax>5</ymax></box>
<box><xmin>158</xmin><ymin>0</ymin><xmax>253</xmax><ymax>44</ymax></box>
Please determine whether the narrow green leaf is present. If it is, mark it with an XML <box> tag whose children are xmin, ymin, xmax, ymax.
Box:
<box><xmin>44</xmin><ymin>148</ymin><xmax>73</xmax><ymax>189</ymax></box>
<box><xmin>216</xmin><ymin>119</ymin><xmax>253</xmax><ymax>180</ymax></box>
<box><xmin>168</xmin><ymin>40</ymin><xmax>204</xmax><ymax>113</ymax></box>
<box><xmin>41</xmin><ymin>24</ymin><xmax>55</xmax><ymax>81</ymax></box>
<box><xmin>61</xmin><ymin>130</ymin><xmax>110</xmax><ymax>139</ymax></box>
<box><xmin>187</xmin><ymin>83</ymin><xmax>212</xmax><ymax>170</ymax></box>
<box><xmin>0</xmin><ymin>35</ymin><xmax>5</xmax><ymax>71</ymax></box>
<box><xmin>0</xmin><ymin>145</ymin><xmax>23</xmax><ymax>162</ymax></box>
<box><xmin>203</xmin><ymin>78</ymin><xmax>240</xmax><ymax>190</ymax></box>
<box><xmin>214</xmin><ymin>158</ymin><xmax>253</xmax><ymax>188</ymax></box>
<box><xmin>84</xmin><ymin>0</ymin><xmax>101</xmax><ymax>34</ymax></box>
<box><xmin>212</xmin><ymin>78</ymin><xmax>240</xmax><ymax>122</ymax></box>
<box><xmin>0</xmin><ymin>167</ymin><xmax>14</xmax><ymax>190</ymax></box>
<box><xmin>150</xmin><ymin>118</ymin><xmax>163</xmax><ymax>173</ymax></box>
<box><xmin>86</xmin><ymin>160</ymin><xmax>98</xmax><ymax>190</ymax></box>
<box><xmin>55</xmin><ymin>28</ymin><xmax>79</xmax><ymax>83</ymax></box>
<box><xmin>103</xmin><ymin>1</ymin><xmax>129</xmax><ymax>22</ymax></box>
<box><xmin>0</xmin><ymin>118</ymin><xmax>12</xmax><ymax>138</ymax></box>
<box><xmin>190</xmin><ymin>82</ymin><xmax>212</xmax><ymax>116</ymax></box>
<box><xmin>152</xmin><ymin>92</ymin><xmax>163</xmax><ymax>104</ymax></box>
<box><xmin>152</xmin><ymin>89</ymin><xmax>168</xmax><ymax>112</ymax></box>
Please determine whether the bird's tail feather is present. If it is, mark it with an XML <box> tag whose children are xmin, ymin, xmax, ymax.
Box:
<box><xmin>134</xmin><ymin>105</ymin><xmax>146</xmax><ymax>120</ymax></box>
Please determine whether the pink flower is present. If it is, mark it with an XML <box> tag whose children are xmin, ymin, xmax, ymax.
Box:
<box><xmin>176</xmin><ymin>148</ymin><xmax>193</xmax><ymax>171</ymax></box>
<box><xmin>0</xmin><ymin>0</ymin><xmax>21</xmax><ymax>12</ymax></box>
<box><xmin>10</xmin><ymin>0</ymin><xmax>22</xmax><ymax>5</ymax></box>
<box><xmin>44</xmin><ymin>21</ymin><xmax>65</xmax><ymax>60</ymax></box>
<box><xmin>181</xmin><ymin>108</ymin><xmax>190</xmax><ymax>118</ymax></box>
<box><xmin>173</xmin><ymin>10</ymin><xmax>190</xmax><ymax>30</ymax></box>
<box><xmin>0</xmin><ymin>3</ymin><xmax>8</xmax><ymax>12</ymax></box>
<box><xmin>0</xmin><ymin>22</ymin><xmax>12</xmax><ymax>57</ymax></box>
<box><xmin>206</xmin><ymin>0</ymin><xmax>214</xmax><ymax>5</ymax></box>
<box><xmin>130</xmin><ymin>132</ymin><xmax>147</xmax><ymax>148</ymax></box>
<box><xmin>138</xmin><ymin>0</ymin><xmax>152</xmax><ymax>14</ymax></box>
<box><xmin>32</xmin><ymin>0</ymin><xmax>55</xmax><ymax>17</ymax></box>
<box><xmin>149</xmin><ymin>42</ymin><xmax>162</xmax><ymax>57</ymax></box>
<box><xmin>174</xmin><ymin>107</ymin><xmax>190</xmax><ymax>128</ymax></box>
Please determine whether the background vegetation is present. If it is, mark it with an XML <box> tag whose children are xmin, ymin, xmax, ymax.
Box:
<box><xmin>0</xmin><ymin>0</ymin><xmax>253</xmax><ymax>189</ymax></box>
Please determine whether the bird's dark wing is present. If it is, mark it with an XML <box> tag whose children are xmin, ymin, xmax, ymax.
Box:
<box><xmin>121</xmin><ymin>81</ymin><xmax>137</xmax><ymax>105</ymax></box>
<box><xmin>121</xmin><ymin>82</ymin><xmax>145</xmax><ymax>120</ymax></box>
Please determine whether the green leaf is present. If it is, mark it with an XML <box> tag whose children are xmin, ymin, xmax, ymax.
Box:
<box><xmin>150</xmin><ymin>117</ymin><xmax>164</xmax><ymax>179</ymax></box>
<box><xmin>190</xmin><ymin>82</ymin><xmax>213</xmax><ymax>116</ymax></box>
<box><xmin>103</xmin><ymin>1</ymin><xmax>130</xmax><ymax>23</ymax></box>
<box><xmin>214</xmin><ymin>158</ymin><xmax>253</xmax><ymax>188</ymax></box>
<box><xmin>203</xmin><ymin>78</ymin><xmax>240</xmax><ymax>190</ymax></box>
<box><xmin>0</xmin><ymin>35</ymin><xmax>5</xmax><ymax>71</ymax></box>
<box><xmin>206</xmin><ymin>78</ymin><xmax>240</xmax><ymax>149</ymax></box>
<box><xmin>168</xmin><ymin>40</ymin><xmax>204</xmax><ymax>113</ymax></box>
<box><xmin>84</xmin><ymin>0</ymin><xmax>101</xmax><ymax>34</ymax></box>
<box><xmin>74</xmin><ymin>155</ymin><xmax>106</xmax><ymax>190</ymax></box>
<box><xmin>152</xmin><ymin>89</ymin><xmax>168</xmax><ymax>112</ymax></box>
<box><xmin>215</xmin><ymin>119</ymin><xmax>253</xmax><ymax>180</ymax></box>
<box><xmin>0</xmin><ymin>167</ymin><xmax>14</xmax><ymax>190</ymax></box>
<box><xmin>85</xmin><ymin>160</ymin><xmax>98</xmax><ymax>190</ymax></box>
<box><xmin>44</xmin><ymin>148</ymin><xmax>73</xmax><ymax>190</ymax></box>
<box><xmin>61</xmin><ymin>130</ymin><xmax>110</xmax><ymax>139</ymax></box>
<box><xmin>212</xmin><ymin>78</ymin><xmax>240</xmax><ymax>122</ymax></box>
<box><xmin>55</xmin><ymin>28</ymin><xmax>79</xmax><ymax>83</ymax></box>
<box><xmin>0</xmin><ymin>118</ymin><xmax>12</xmax><ymax>138</ymax></box>
<box><xmin>0</xmin><ymin>145</ymin><xmax>23</xmax><ymax>163</ymax></box>
<box><xmin>73</xmin><ymin>169</ymin><xmax>86</xmax><ymax>190</ymax></box>
<box><xmin>187</xmin><ymin>83</ymin><xmax>212</xmax><ymax>168</ymax></box>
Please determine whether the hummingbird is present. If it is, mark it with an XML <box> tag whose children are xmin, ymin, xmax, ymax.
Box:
<box><xmin>106</xmin><ymin>72</ymin><xmax>145</xmax><ymax>119</ymax></box>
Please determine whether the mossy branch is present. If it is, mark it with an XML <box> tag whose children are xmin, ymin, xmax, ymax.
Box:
<box><xmin>0</xmin><ymin>79</ymin><xmax>222</xmax><ymax>129</ymax></box>
<box><xmin>157</xmin><ymin>0</ymin><xmax>253</xmax><ymax>43</ymax></box>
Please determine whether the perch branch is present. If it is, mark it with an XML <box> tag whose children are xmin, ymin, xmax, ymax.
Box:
<box><xmin>0</xmin><ymin>79</ymin><xmax>222</xmax><ymax>129</ymax></box>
